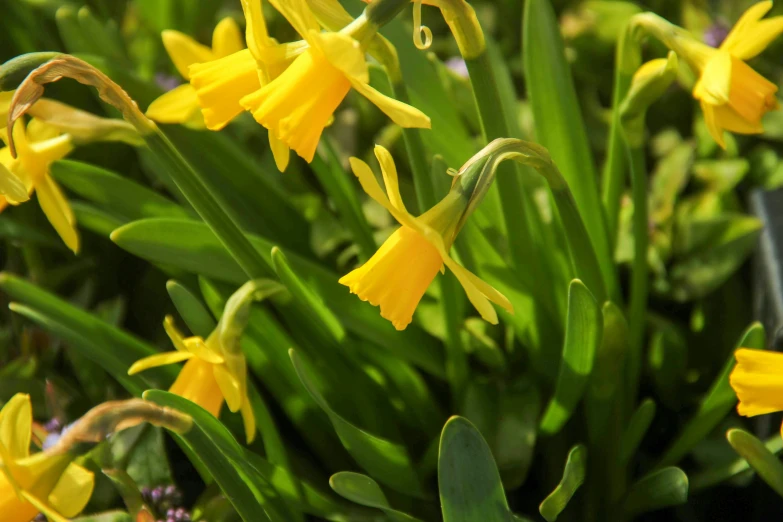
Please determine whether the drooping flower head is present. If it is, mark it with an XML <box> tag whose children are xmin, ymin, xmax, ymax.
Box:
<box><xmin>340</xmin><ymin>145</ymin><xmax>512</xmax><ymax>330</ymax></box>
<box><xmin>0</xmin><ymin>393</ymin><xmax>95</xmax><ymax>522</ymax></box>
<box><xmin>190</xmin><ymin>0</ymin><xmax>430</xmax><ymax>170</ymax></box>
<box><xmin>730</xmin><ymin>348</ymin><xmax>783</xmax><ymax>437</ymax></box>
<box><xmin>637</xmin><ymin>1</ymin><xmax>783</xmax><ymax>148</ymax></box>
<box><xmin>146</xmin><ymin>17</ymin><xmax>245</xmax><ymax>128</ymax></box>
<box><xmin>129</xmin><ymin>315</ymin><xmax>256</xmax><ymax>443</ymax></box>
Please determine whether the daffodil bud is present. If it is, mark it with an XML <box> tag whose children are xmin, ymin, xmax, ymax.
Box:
<box><xmin>619</xmin><ymin>52</ymin><xmax>679</xmax><ymax>143</ymax></box>
<box><xmin>218</xmin><ymin>279</ymin><xmax>287</xmax><ymax>355</ymax></box>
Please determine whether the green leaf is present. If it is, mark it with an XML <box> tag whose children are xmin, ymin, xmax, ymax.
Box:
<box><xmin>539</xmin><ymin>445</ymin><xmax>587</xmax><ymax>522</ymax></box>
<box><xmin>0</xmin><ymin>273</ymin><xmax>174</xmax><ymax>394</ymax></box>
<box><xmin>166</xmin><ymin>280</ymin><xmax>216</xmax><ymax>338</ymax></box>
<box><xmin>110</xmin><ymin>424</ymin><xmax>172</xmax><ymax>487</ymax></box>
<box><xmin>143</xmin><ymin>390</ymin><xmax>293</xmax><ymax>522</ymax></box>
<box><xmin>691</xmin><ymin>435</ymin><xmax>783</xmax><ymax>492</ymax></box>
<box><xmin>523</xmin><ymin>0</ymin><xmax>613</xmax><ymax>298</ymax></box>
<box><xmin>727</xmin><ymin>429</ymin><xmax>783</xmax><ymax>498</ymax></box>
<box><xmin>103</xmin><ymin>469</ymin><xmax>154</xmax><ymax>520</ymax></box>
<box><xmin>330</xmin><ymin>472</ymin><xmax>422</xmax><ymax>522</ymax></box>
<box><xmin>289</xmin><ymin>349</ymin><xmax>424</xmax><ymax>497</ymax></box>
<box><xmin>438</xmin><ymin>416</ymin><xmax>513</xmax><ymax>522</ymax></box>
<box><xmin>657</xmin><ymin>322</ymin><xmax>765</xmax><ymax>468</ymax></box>
<box><xmin>271</xmin><ymin>247</ymin><xmax>345</xmax><ymax>345</ymax></box>
<box><xmin>586</xmin><ymin>302</ymin><xmax>628</xmax><ymax>443</ymax></box>
<box><xmin>51</xmin><ymin>160</ymin><xmax>191</xmax><ymax>221</ymax></box>
<box><xmin>111</xmin><ymin>218</ymin><xmax>444</xmax><ymax>376</ymax></box>
<box><xmin>70</xmin><ymin>201</ymin><xmax>127</xmax><ymax>238</ymax></box>
<box><xmin>540</xmin><ymin>280</ymin><xmax>602</xmax><ymax>435</ymax></box>
<box><xmin>619</xmin><ymin>398</ymin><xmax>656</xmax><ymax>466</ymax></box>
<box><xmin>623</xmin><ymin>467</ymin><xmax>688</xmax><ymax>516</ymax></box>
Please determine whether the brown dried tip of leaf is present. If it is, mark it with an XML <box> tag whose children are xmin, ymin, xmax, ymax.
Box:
<box><xmin>46</xmin><ymin>398</ymin><xmax>192</xmax><ymax>455</ymax></box>
<box><xmin>6</xmin><ymin>54</ymin><xmax>153</xmax><ymax>157</ymax></box>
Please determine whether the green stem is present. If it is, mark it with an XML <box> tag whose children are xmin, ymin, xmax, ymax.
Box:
<box><xmin>391</xmin><ymin>80</ymin><xmax>437</xmax><ymax>213</ymax></box>
<box><xmin>623</xmin><ymin>134</ymin><xmax>648</xmax><ymax>408</ymax></box>
<box><xmin>464</xmin><ymin>53</ymin><xmax>532</xmax><ymax>271</ymax></box>
<box><xmin>365</xmin><ymin>0</ymin><xmax>411</xmax><ymax>27</ymax></box>
<box><xmin>311</xmin><ymin>140</ymin><xmax>377</xmax><ymax>261</ymax></box>
<box><xmin>145</xmin><ymin>129</ymin><xmax>271</xmax><ymax>279</ymax></box>
<box><xmin>602</xmin><ymin>26</ymin><xmax>636</xmax><ymax>249</ymax></box>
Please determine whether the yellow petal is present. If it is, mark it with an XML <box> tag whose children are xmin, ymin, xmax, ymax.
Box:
<box><xmin>20</xmin><ymin>491</ymin><xmax>68</xmax><ymax>522</ymax></box>
<box><xmin>350</xmin><ymin>79</ymin><xmax>432</xmax><ymax>129</ymax></box>
<box><xmin>310</xmin><ymin>31</ymin><xmax>369</xmax><ymax>83</ymax></box>
<box><xmin>307</xmin><ymin>0</ymin><xmax>354</xmax><ymax>30</ymax></box>
<box><xmin>374</xmin><ymin>145</ymin><xmax>406</xmax><ymax>213</ymax></box>
<box><xmin>0</xmin><ymin>91</ymin><xmax>14</xmax><ymax>122</ymax></box>
<box><xmin>0</xmin><ymin>161</ymin><xmax>29</xmax><ymax>204</ymax></box>
<box><xmin>28</xmin><ymin>134</ymin><xmax>73</xmax><ymax>174</ymax></box>
<box><xmin>183</xmin><ymin>337</ymin><xmax>224</xmax><ymax>364</ymax></box>
<box><xmin>268</xmin><ymin>0</ymin><xmax>321</xmax><ymax>39</ymax></box>
<box><xmin>712</xmin><ymin>103</ymin><xmax>764</xmax><ymax>134</ymax></box>
<box><xmin>162</xmin><ymin>30</ymin><xmax>214</xmax><ymax>80</ymax></box>
<box><xmin>730</xmin><ymin>348</ymin><xmax>783</xmax><ymax>416</ymax></box>
<box><xmin>190</xmin><ymin>49</ymin><xmax>261</xmax><ymax>131</ymax></box>
<box><xmin>127</xmin><ymin>351</ymin><xmax>192</xmax><ymax>375</ymax></box>
<box><xmin>36</xmin><ymin>174</ymin><xmax>79</xmax><ymax>253</ymax></box>
<box><xmin>700</xmin><ymin>100</ymin><xmax>726</xmax><ymax>149</ymax></box>
<box><xmin>47</xmin><ymin>463</ymin><xmax>94</xmax><ymax>518</ymax></box>
<box><xmin>241</xmin><ymin>0</ymin><xmax>276</xmax><ymax>63</ymax></box>
<box><xmin>693</xmin><ymin>50</ymin><xmax>731</xmax><ymax>106</ymax></box>
<box><xmin>348</xmin><ymin>157</ymin><xmax>416</xmax><ymax>229</ymax></box>
<box><xmin>25</xmin><ymin>118</ymin><xmax>61</xmax><ymax>142</ymax></box>
<box><xmin>0</xmin><ymin>394</ymin><xmax>31</xmax><ymax>461</ymax></box>
<box><xmin>145</xmin><ymin>84</ymin><xmax>202</xmax><ymax>125</ymax></box>
<box><xmin>163</xmin><ymin>315</ymin><xmax>191</xmax><ymax>352</ymax></box>
<box><xmin>721</xmin><ymin>1</ymin><xmax>775</xmax><ymax>59</ymax></box>
<box><xmin>240</xmin><ymin>395</ymin><xmax>256</xmax><ymax>444</ymax></box>
<box><xmin>169</xmin><ymin>358</ymin><xmax>224</xmax><ymax>418</ymax></box>
<box><xmin>269</xmin><ymin>134</ymin><xmax>290</xmax><ymax>173</ymax></box>
<box><xmin>213</xmin><ymin>364</ymin><xmax>242</xmax><ymax>412</ymax></box>
<box><xmin>212</xmin><ymin>17</ymin><xmax>245</xmax><ymax>58</ymax></box>
<box><xmin>0</xmin><ymin>470</ymin><xmax>37</xmax><ymax>522</ymax></box>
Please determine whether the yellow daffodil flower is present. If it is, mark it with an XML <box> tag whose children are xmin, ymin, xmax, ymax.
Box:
<box><xmin>146</xmin><ymin>17</ymin><xmax>245</xmax><ymax>128</ymax></box>
<box><xmin>128</xmin><ymin>316</ymin><xmax>256</xmax><ymax>443</ymax></box>
<box><xmin>190</xmin><ymin>0</ymin><xmax>430</xmax><ymax>169</ymax></box>
<box><xmin>639</xmin><ymin>1</ymin><xmax>782</xmax><ymax>148</ymax></box>
<box><xmin>0</xmin><ymin>393</ymin><xmax>95</xmax><ymax>522</ymax></box>
<box><xmin>730</xmin><ymin>348</ymin><xmax>783</xmax><ymax>437</ymax></box>
<box><xmin>0</xmin><ymin>119</ymin><xmax>78</xmax><ymax>252</ymax></box>
<box><xmin>340</xmin><ymin>145</ymin><xmax>512</xmax><ymax>330</ymax></box>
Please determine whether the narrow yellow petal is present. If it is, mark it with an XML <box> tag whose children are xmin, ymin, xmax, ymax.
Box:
<box><xmin>269</xmin><ymin>134</ymin><xmax>290</xmax><ymax>173</ymax></box>
<box><xmin>700</xmin><ymin>101</ymin><xmax>726</xmax><ymax>149</ymax></box>
<box><xmin>36</xmin><ymin>175</ymin><xmax>79</xmax><ymax>253</ymax></box>
<box><xmin>348</xmin><ymin>157</ymin><xmax>417</xmax><ymax>229</ymax></box>
<box><xmin>162</xmin><ymin>30</ymin><xmax>214</xmax><ymax>80</ymax></box>
<box><xmin>350</xmin><ymin>79</ymin><xmax>432</xmax><ymax>129</ymax></box>
<box><xmin>720</xmin><ymin>1</ymin><xmax>774</xmax><ymax>57</ymax></box>
<box><xmin>190</xmin><ymin>49</ymin><xmax>260</xmax><ymax>131</ymax></box>
<box><xmin>0</xmin><ymin>161</ymin><xmax>29</xmax><ymax>203</ymax></box>
<box><xmin>310</xmin><ymin>31</ymin><xmax>369</xmax><ymax>83</ymax></box>
<box><xmin>47</xmin><ymin>463</ymin><xmax>94</xmax><ymax>518</ymax></box>
<box><xmin>28</xmin><ymin>134</ymin><xmax>73</xmax><ymax>172</ymax></box>
<box><xmin>373</xmin><ymin>145</ymin><xmax>407</xmax><ymax>213</ymax></box>
<box><xmin>443</xmin><ymin>254</ymin><xmax>499</xmax><ymax>325</ymax></box>
<box><xmin>240</xmin><ymin>0</ymin><xmax>275</xmax><ymax>63</ymax></box>
<box><xmin>183</xmin><ymin>337</ymin><xmax>224</xmax><ymax>364</ymax></box>
<box><xmin>212</xmin><ymin>17</ymin><xmax>245</xmax><ymax>58</ymax></box>
<box><xmin>213</xmin><ymin>364</ymin><xmax>242</xmax><ymax>412</ymax></box>
<box><xmin>145</xmin><ymin>84</ymin><xmax>202</xmax><ymax>125</ymax></box>
<box><xmin>163</xmin><ymin>315</ymin><xmax>190</xmax><ymax>352</ymax></box>
<box><xmin>127</xmin><ymin>351</ymin><xmax>192</xmax><ymax>375</ymax></box>
<box><xmin>240</xmin><ymin>395</ymin><xmax>256</xmax><ymax>444</ymax></box>
<box><xmin>268</xmin><ymin>0</ymin><xmax>321</xmax><ymax>39</ymax></box>
<box><xmin>0</xmin><ymin>394</ymin><xmax>31</xmax><ymax>461</ymax></box>
<box><xmin>21</xmin><ymin>491</ymin><xmax>68</xmax><ymax>522</ymax></box>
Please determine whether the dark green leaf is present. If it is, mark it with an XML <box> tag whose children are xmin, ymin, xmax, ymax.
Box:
<box><xmin>539</xmin><ymin>445</ymin><xmax>587</xmax><ymax>522</ymax></box>
<box><xmin>727</xmin><ymin>429</ymin><xmax>783</xmax><ymax>498</ymax></box>
<box><xmin>623</xmin><ymin>467</ymin><xmax>688</xmax><ymax>516</ymax></box>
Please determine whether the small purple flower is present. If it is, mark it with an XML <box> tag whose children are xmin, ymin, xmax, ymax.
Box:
<box><xmin>155</xmin><ymin>72</ymin><xmax>182</xmax><ymax>92</ymax></box>
<box><xmin>445</xmin><ymin>57</ymin><xmax>469</xmax><ymax>78</ymax></box>
<box><xmin>704</xmin><ymin>22</ymin><xmax>730</xmax><ymax>48</ymax></box>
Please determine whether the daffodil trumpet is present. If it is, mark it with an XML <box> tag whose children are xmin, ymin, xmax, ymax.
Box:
<box><xmin>730</xmin><ymin>348</ymin><xmax>783</xmax><ymax>438</ymax></box>
<box><xmin>340</xmin><ymin>144</ymin><xmax>513</xmax><ymax>331</ymax></box>
<box><xmin>633</xmin><ymin>1</ymin><xmax>783</xmax><ymax>148</ymax></box>
<box><xmin>128</xmin><ymin>279</ymin><xmax>286</xmax><ymax>443</ymax></box>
